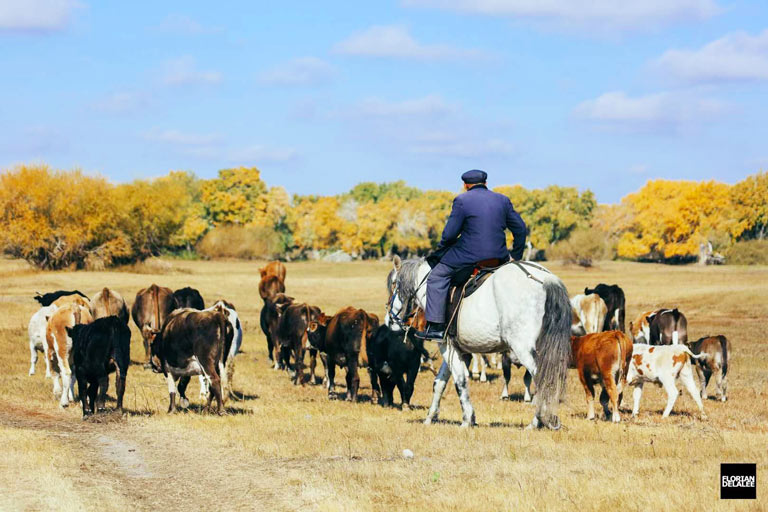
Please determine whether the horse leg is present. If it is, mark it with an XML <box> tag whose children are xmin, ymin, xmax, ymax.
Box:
<box><xmin>435</xmin><ymin>344</ymin><xmax>475</xmax><ymax>427</ymax></box>
<box><xmin>479</xmin><ymin>355</ymin><xmax>488</xmax><ymax>383</ymax></box>
<box><xmin>424</xmin><ymin>361</ymin><xmax>450</xmax><ymax>425</ymax></box>
<box><xmin>471</xmin><ymin>354</ymin><xmax>480</xmax><ymax>380</ymax></box>
<box><xmin>523</xmin><ymin>369</ymin><xmax>533</xmax><ymax>403</ymax></box>
<box><xmin>500</xmin><ymin>352</ymin><xmax>511</xmax><ymax>400</ymax></box>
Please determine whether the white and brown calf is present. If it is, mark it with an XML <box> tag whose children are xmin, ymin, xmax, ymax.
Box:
<box><xmin>571</xmin><ymin>294</ymin><xmax>607</xmax><ymax>334</ymax></box>
<box><xmin>629</xmin><ymin>310</ymin><xmax>654</xmax><ymax>344</ymax></box>
<box><xmin>28</xmin><ymin>304</ymin><xmax>58</xmax><ymax>377</ymax></box>
<box><xmin>46</xmin><ymin>304</ymin><xmax>94</xmax><ymax>407</ymax></box>
<box><xmin>689</xmin><ymin>335</ymin><xmax>731</xmax><ymax>402</ymax></box>
<box><xmin>626</xmin><ymin>344</ymin><xmax>706</xmax><ymax>419</ymax></box>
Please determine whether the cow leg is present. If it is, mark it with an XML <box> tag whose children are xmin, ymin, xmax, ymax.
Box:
<box><xmin>369</xmin><ymin>367</ymin><xmax>381</xmax><ymax>404</ymax></box>
<box><xmin>345</xmin><ymin>359</ymin><xmax>360</xmax><ymax>402</ymax></box>
<box><xmin>631</xmin><ymin>384</ymin><xmax>644</xmax><ymax>418</ymax></box>
<box><xmin>49</xmin><ymin>350</ymin><xmax>62</xmax><ymax>398</ymax></box>
<box><xmin>59</xmin><ymin>361</ymin><xmax>73</xmax><ymax>408</ymax></box>
<box><xmin>719</xmin><ymin>369</ymin><xmax>728</xmax><ymax>402</ymax></box>
<box><xmin>470</xmin><ymin>354</ymin><xmax>480</xmax><ymax>380</ymax></box>
<box><xmin>309</xmin><ymin>349</ymin><xmax>318</xmax><ymax>385</ymax></box>
<box><xmin>601</xmin><ymin>373</ymin><xmax>621</xmax><ymax>423</ymax></box>
<box><xmin>177</xmin><ymin>376</ymin><xmax>191</xmax><ymax>409</ymax></box>
<box><xmin>293</xmin><ymin>346</ymin><xmax>304</xmax><ymax>386</ymax></box>
<box><xmin>702</xmin><ymin>369</ymin><xmax>713</xmax><ymax>399</ymax></box>
<box><xmin>479</xmin><ymin>355</ymin><xmax>488</xmax><ymax>383</ymax></box>
<box><xmin>326</xmin><ymin>360</ymin><xmax>336</xmax><ymax>398</ymax></box>
<box><xmin>207</xmin><ymin>371</ymin><xmax>223</xmax><ymax>415</ymax></box>
<box><xmin>500</xmin><ymin>353</ymin><xmax>511</xmax><ymax>400</ymax></box>
<box><xmin>660</xmin><ymin>376</ymin><xmax>680</xmax><ymax>418</ymax></box>
<box><xmin>218</xmin><ymin>359</ymin><xmax>228</xmax><ymax>405</ymax></box>
<box><xmin>115</xmin><ymin>368</ymin><xmax>126</xmax><ymax>413</ymax></box>
<box><xmin>425</xmin><ymin>359</ymin><xmax>451</xmax><ymax>425</ymax></box>
<box><xmin>680</xmin><ymin>364</ymin><xmax>706</xmax><ymax>419</ymax></box>
<box><xmin>29</xmin><ymin>340</ymin><xmax>38</xmax><ymax>376</ymax></box>
<box><xmin>522</xmin><ymin>370</ymin><xmax>533</xmax><ymax>403</ymax></box>
<box><xmin>43</xmin><ymin>342</ymin><xmax>52</xmax><ymax>378</ymax></box>
<box><xmin>226</xmin><ymin>357</ymin><xmax>235</xmax><ymax>398</ymax></box>
<box><xmin>403</xmin><ymin>362</ymin><xmax>419</xmax><ymax>409</ymax></box>
<box><xmin>77</xmin><ymin>372</ymin><xmax>89</xmax><ymax>417</ymax></box>
<box><xmin>87</xmin><ymin>380</ymin><xmax>99</xmax><ymax>416</ymax></box>
<box><xmin>198</xmin><ymin>375</ymin><xmax>208</xmax><ymax>401</ymax></box>
<box><xmin>166</xmin><ymin>374</ymin><xmax>178</xmax><ymax>413</ymax></box>
<box><xmin>143</xmin><ymin>337</ymin><xmax>150</xmax><ymax>362</ymax></box>
<box><xmin>381</xmin><ymin>378</ymin><xmax>394</xmax><ymax>407</ymax></box>
<box><xmin>579</xmin><ymin>372</ymin><xmax>596</xmax><ymax>420</ymax></box>
<box><xmin>320</xmin><ymin>353</ymin><xmax>329</xmax><ymax>389</ymax></box>
<box><xmin>97</xmin><ymin>376</ymin><xmax>109</xmax><ymax>411</ymax></box>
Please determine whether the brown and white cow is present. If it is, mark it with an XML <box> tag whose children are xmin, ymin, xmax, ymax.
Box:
<box><xmin>131</xmin><ymin>284</ymin><xmax>178</xmax><ymax>361</ymax></box>
<box><xmin>150</xmin><ymin>308</ymin><xmax>232</xmax><ymax>414</ymax></box>
<box><xmin>90</xmin><ymin>287</ymin><xmax>129</xmax><ymax>324</ymax></box>
<box><xmin>571</xmin><ymin>294</ymin><xmax>608</xmax><ymax>334</ymax></box>
<box><xmin>649</xmin><ymin>308</ymin><xmax>688</xmax><ymax>345</ymax></box>
<box><xmin>46</xmin><ymin>303</ymin><xmax>94</xmax><ymax>407</ymax></box>
<box><xmin>53</xmin><ymin>293</ymin><xmax>91</xmax><ymax>310</ymax></box>
<box><xmin>276</xmin><ymin>302</ymin><xmax>324</xmax><ymax>385</ymax></box>
<box><xmin>307</xmin><ymin>307</ymin><xmax>379</xmax><ymax>402</ymax></box>
<box><xmin>28</xmin><ymin>304</ymin><xmax>58</xmax><ymax>377</ymax></box>
<box><xmin>689</xmin><ymin>335</ymin><xmax>731</xmax><ymax>402</ymax></box>
<box><xmin>626</xmin><ymin>344</ymin><xmax>706</xmax><ymax>419</ymax></box>
<box><xmin>629</xmin><ymin>310</ymin><xmax>654</xmax><ymax>344</ymax></box>
<box><xmin>259</xmin><ymin>261</ymin><xmax>286</xmax><ymax>283</ymax></box>
<box><xmin>571</xmin><ymin>331</ymin><xmax>633</xmax><ymax>422</ymax></box>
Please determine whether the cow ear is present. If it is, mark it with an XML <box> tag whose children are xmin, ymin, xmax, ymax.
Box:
<box><xmin>393</xmin><ymin>255</ymin><xmax>401</xmax><ymax>271</ymax></box>
<box><xmin>318</xmin><ymin>313</ymin><xmax>330</xmax><ymax>326</ymax></box>
<box><xmin>584</xmin><ymin>287</ymin><xmax>589</xmax><ymax>295</ymax></box>
<box><xmin>275</xmin><ymin>303</ymin><xmax>287</xmax><ymax>314</ymax></box>
<box><xmin>307</xmin><ymin>321</ymin><xmax>318</xmax><ymax>333</ymax></box>
<box><xmin>259</xmin><ymin>268</ymin><xmax>266</xmax><ymax>278</ymax></box>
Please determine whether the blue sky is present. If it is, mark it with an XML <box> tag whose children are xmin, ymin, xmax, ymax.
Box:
<box><xmin>1</xmin><ymin>1</ymin><xmax>766</xmax><ymax>202</ymax></box>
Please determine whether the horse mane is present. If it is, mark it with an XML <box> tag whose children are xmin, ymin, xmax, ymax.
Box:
<box><xmin>397</xmin><ymin>258</ymin><xmax>425</xmax><ymax>301</ymax></box>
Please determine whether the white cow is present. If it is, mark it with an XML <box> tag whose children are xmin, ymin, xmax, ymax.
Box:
<box><xmin>571</xmin><ymin>294</ymin><xmax>607</xmax><ymax>334</ymax></box>
<box><xmin>28</xmin><ymin>304</ymin><xmax>58</xmax><ymax>377</ymax></box>
<box><xmin>199</xmin><ymin>300</ymin><xmax>243</xmax><ymax>400</ymax></box>
<box><xmin>626</xmin><ymin>344</ymin><xmax>706</xmax><ymax>419</ymax></box>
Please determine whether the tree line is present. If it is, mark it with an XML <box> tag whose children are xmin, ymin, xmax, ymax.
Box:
<box><xmin>0</xmin><ymin>164</ymin><xmax>765</xmax><ymax>269</ymax></box>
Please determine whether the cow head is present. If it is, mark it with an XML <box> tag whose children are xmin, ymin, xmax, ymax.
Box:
<box><xmin>259</xmin><ymin>267</ymin><xmax>267</xmax><ymax>279</ymax></box>
<box><xmin>306</xmin><ymin>312</ymin><xmax>330</xmax><ymax>350</ymax></box>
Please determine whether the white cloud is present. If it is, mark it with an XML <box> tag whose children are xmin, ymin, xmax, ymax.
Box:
<box><xmin>654</xmin><ymin>29</ymin><xmax>768</xmax><ymax>83</ymax></box>
<box><xmin>93</xmin><ymin>91</ymin><xmax>149</xmax><ymax>114</ymax></box>
<box><xmin>403</xmin><ymin>0</ymin><xmax>720</xmax><ymax>30</ymax></box>
<box><xmin>0</xmin><ymin>0</ymin><xmax>81</xmax><ymax>32</ymax></box>
<box><xmin>162</xmin><ymin>56</ymin><xmax>222</xmax><ymax>86</ymax></box>
<box><xmin>334</xmin><ymin>24</ymin><xmax>486</xmax><ymax>61</ymax></box>
<box><xmin>142</xmin><ymin>128</ymin><xmax>222</xmax><ymax>146</ymax></box>
<box><xmin>352</xmin><ymin>95</ymin><xmax>454</xmax><ymax>118</ymax></box>
<box><xmin>258</xmin><ymin>57</ymin><xmax>335</xmax><ymax>86</ymax></box>
<box><xmin>574</xmin><ymin>91</ymin><xmax>726</xmax><ymax>127</ymax></box>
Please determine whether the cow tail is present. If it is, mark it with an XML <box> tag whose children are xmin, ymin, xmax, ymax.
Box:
<box><xmin>672</xmin><ymin>308</ymin><xmax>681</xmax><ymax>345</ymax></box>
<box><xmin>153</xmin><ymin>285</ymin><xmax>160</xmax><ymax>331</ymax></box>
<box><xmin>218</xmin><ymin>312</ymin><xmax>228</xmax><ymax>367</ymax></box>
<box><xmin>359</xmin><ymin>311</ymin><xmax>368</xmax><ymax>367</ymax></box>
<box><xmin>719</xmin><ymin>335</ymin><xmax>728</xmax><ymax>377</ymax></box>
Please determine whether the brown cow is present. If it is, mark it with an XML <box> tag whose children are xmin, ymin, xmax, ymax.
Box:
<box><xmin>89</xmin><ymin>287</ymin><xmax>129</xmax><ymax>324</ymax></box>
<box><xmin>571</xmin><ymin>331</ymin><xmax>633</xmax><ymax>423</ymax></box>
<box><xmin>260</xmin><ymin>261</ymin><xmax>286</xmax><ymax>283</ymax></box>
<box><xmin>276</xmin><ymin>302</ymin><xmax>324</xmax><ymax>385</ymax></box>
<box><xmin>260</xmin><ymin>293</ymin><xmax>294</xmax><ymax>369</ymax></box>
<box><xmin>131</xmin><ymin>284</ymin><xmax>178</xmax><ymax>361</ymax></box>
<box><xmin>258</xmin><ymin>274</ymin><xmax>285</xmax><ymax>302</ymax></box>
<box><xmin>307</xmin><ymin>307</ymin><xmax>380</xmax><ymax>402</ymax></box>
<box><xmin>649</xmin><ymin>308</ymin><xmax>688</xmax><ymax>345</ymax></box>
<box><xmin>629</xmin><ymin>310</ymin><xmax>654</xmax><ymax>344</ymax></box>
<box><xmin>53</xmin><ymin>294</ymin><xmax>90</xmax><ymax>309</ymax></box>
<box><xmin>689</xmin><ymin>335</ymin><xmax>731</xmax><ymax>401</ymax></box>
<box><xmin>46</xmin><ymin>303</ymin><xmax>94</xmax><ymax>407</ymax></box>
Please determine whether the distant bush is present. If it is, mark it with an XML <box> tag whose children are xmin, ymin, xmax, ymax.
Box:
<box><xmin>726</xmin><ymin>240</ymin><xmax>768</xmax><ymax>265</ymax></box>
<box><xmin>548</xmin><ymin>227</ymin><xmax>614</xmax><ymax>267</ymax></box>
<box><xmin>196</xmin><ymin>225</ymin><xmax>283</xmax><ymax>260</ymax></box>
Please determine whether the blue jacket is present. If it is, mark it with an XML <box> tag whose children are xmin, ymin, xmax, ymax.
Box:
<box><xmin>438</xmin><ymin>185</ymin><xmax>527</xmax><ymax>267</ymax></box>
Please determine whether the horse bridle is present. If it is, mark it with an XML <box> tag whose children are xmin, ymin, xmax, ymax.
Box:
<box><xmin>386</xmin><ymin>271</ymin><xmax>429</xmax><ymax>332</ymax></box>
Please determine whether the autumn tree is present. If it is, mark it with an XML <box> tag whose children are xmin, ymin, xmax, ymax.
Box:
<box><xmin>730</xmin><ymin>171</ymin><xmax>768</xmax><ymax>240</ymax></box>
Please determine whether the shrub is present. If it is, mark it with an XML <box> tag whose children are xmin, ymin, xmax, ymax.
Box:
<box><xmin>548</xmin><ymin>227</ymin><xmax>614</xmax><ymax>267</ymax></box>
<box><xmin>726</xmin><ymin>240</ymin><xmax>768</xmax><ymax>265</ymax></box>
<box><xmin>196</xmin><ymin>224</ymin><xmax>283</xmax><ymax>260</ymax></box>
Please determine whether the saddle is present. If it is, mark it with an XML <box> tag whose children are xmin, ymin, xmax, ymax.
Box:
<box><xmin>445</xmin><ymin>258</ymin><xmax>507</xmax><ymax>337</ymax></box>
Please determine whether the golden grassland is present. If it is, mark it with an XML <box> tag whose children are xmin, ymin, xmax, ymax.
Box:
<box><xmin>0</xmin><ymin>257</ymin><xmax>766</xmax><ymax>511</ymax></box>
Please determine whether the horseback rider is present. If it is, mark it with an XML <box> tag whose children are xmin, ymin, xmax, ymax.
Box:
<box><xmin>417</xmin><ymin>170</ymin><xmax>527</xmax><ymax>340</ymax></box>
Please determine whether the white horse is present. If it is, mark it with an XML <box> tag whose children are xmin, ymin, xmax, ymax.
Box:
<box><xmin>386</xmin><ymin>256</ymin><xmax>571</xmax><ymax>429</ymax></box>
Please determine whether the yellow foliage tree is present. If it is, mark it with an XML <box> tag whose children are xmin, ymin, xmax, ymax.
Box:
<box><xmin>730</xmin><ymin>171</ymin><xmax>768</xmax><ymax>240</ymax></box>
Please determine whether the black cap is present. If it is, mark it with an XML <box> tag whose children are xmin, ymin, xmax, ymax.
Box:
<box><xmin>461</xmin><ymin>169</ymin><xmax>487</xmax><ymax>184</ymax></box>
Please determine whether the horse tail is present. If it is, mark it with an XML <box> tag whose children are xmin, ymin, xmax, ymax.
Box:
<box><xmin>719</xmin><ymin>335</ymin><xmax>728</xmax><ymax>377</ymax></box>
<box><xmin>534</xmin><ymin>279</ymin><xmax>572</xmax><ymax>429</ymax></box>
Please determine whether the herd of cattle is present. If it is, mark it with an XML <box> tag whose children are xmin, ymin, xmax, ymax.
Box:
<box><xmin>25</xmin><ymin>260</ymin><xmax>731</xmax><ymax>424</ymax></box>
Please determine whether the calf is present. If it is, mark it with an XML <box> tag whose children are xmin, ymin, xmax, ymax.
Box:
<box><xmin>199</xmin><ymin>300</ymin><xmax>242</xmax><ymax>399</ymax></box>
<box><xmin>260</xmin><ymin>293</ymin><xmax>294</xmax><ymax>369</ymax></box>
<box><xmin>571</xmin><ymin>331</ymin><xmax>633</xmax><ymax>423</ymax></box>
<box><xmin>34</xmin><ymin>290</ymin><xmax>88</xmax><ymax>307</ymax></box>
<box><xmin>151</xmin><ymin>308</ymin><xmax>231</xmax><ymax>414</ymax></box>
<box><xmin>500</xmin><ymin>351</ymin><xmax>533</xmax><ymax>402</ymax></box>
<box><xmin>629</xmin><ymin>310</ymin><xmax>654</xmax><ymax>344</ymax></box>
<box><xmin>90</xmin><ymin>287</ymin><xmax>129</xmax><ymax>323</ymax></box>
<box><xmin>132</xmin><ymin>284</ymin><xmax>178</xmax><ymax>361</ymax></box>
<box><xmin>276</xmin><ymin>303</ymin><xmax>323</xmax><ymax>385</ymax></box>
<box><xmin>67</xmin><ymin>316</ymin><xmax>130</xmax><ymax>417</ymax></box>
<box><xmin>258</xmin><ymin>274</ymin><xmax>285</xmax><ymax>302</ymax></box>
<box><xmin>649</xmin><ymin>308</ymin><xmax>688</xmax><ymax>345</ymax></box>
<box><xmin>173</xmin><ymin>287</ymin><xmax>205</xmax><ymax>310</ymax></box>
<box><xmin>368</xmin><ymin>325</ymin><xmax>428</xmax><ymax>409</ymax></box>
<box><xmin>307</xmin><ymin>307</ymin><xmax>379</xmax><ymax>401</ymax></box>
<box><xmin>53</xmin><ymin>294</ymin><xmax>90</xmax><ymax>309</ymax></box>
<box><xmin>585</xmin><ymin>284</ymin><xmax>626</xmax><ymax>332</ymax></box>
<box><xmin>46</xmin><ymin>303</ymin><xmax>94</xmax><ymax>407</ymax></box>
<box><xmin>571</xmin><ymin>294</ymin><xmax>608</xmax><ymax>334</ymax></box>
<box><xmin>259</xmin><ymin>261</ymin><xmax>286</xmax><ymax>283</ymax></box>
<box><xmin>689</xmin><ymin>335</ymin><xmax>730</xmax><ymax>402</ymax></box>
<box><xmin>571</xmin><ymin>307</ymin><xmax>587</xmax><ymax>337</ymax></box>
<box><xmin>626</xmin><ymin>344</ymin><xmax>706</xmax><ymax>419</ymax></box>
<box><xmin>28</xmin><ymin>304</ymin><xmax>57</xmax><ymax>377</ymax></box>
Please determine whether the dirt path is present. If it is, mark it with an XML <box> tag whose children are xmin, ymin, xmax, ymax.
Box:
<box><xmin>0</xmin><ymin>402</ymin><xmax>295</xmax><ymax>511</ymax></box>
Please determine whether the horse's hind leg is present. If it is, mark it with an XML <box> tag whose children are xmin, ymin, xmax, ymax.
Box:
<box><xmin>425</xmin><ymin>361</ymin><xmax>450</xmax><ymax>424</ymax></box>
<box><xmin>433</xmin><ymin>343</ymin><xmax>475</xmax><ymax>427</ymax></box>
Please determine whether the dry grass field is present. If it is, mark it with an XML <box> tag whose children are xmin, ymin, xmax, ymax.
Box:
<box><xmin>0</xmin><ymin>257</ymin><xmax>765</xmax><ymax>511</ymax></box>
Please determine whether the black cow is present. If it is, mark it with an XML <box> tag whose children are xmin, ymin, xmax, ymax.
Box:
<box><xmin>648</xmin><ymin>308</ymin><xmax>688</xmax><ymax>345</ymax></box>
<box><xmin>34</xmin><ymin>290</ymin><xmax>88</xmax><ymax>307</ymax></box>
<box><xmin>173</xmin><ymin>287</ymin><xmax>205</xmax><ymax>310</ymax></box>
<box><xmin>368</xmin><ymin>325</ymin><xmax>428</xmax><ymax>409</ymax></box>
<box><xmin>276</xmin><ymin>303</ymin><xmax>323</xmax><ymax>385</ymax></box>
<box><xmin>150</xmin><ymin>308</ymin><xmax>232</xmax><ymax>414</ymax></box>
<box><xmin>584</xmin><ymin>284</ymin><xmax>626</xmax><ymax>332</ymax></box>
<box><xmin>260</xmin><ymin>293</ymin><xmax>294</xmax><ymax>369</ymax></box>
<box><xmin>67</xmin><ymin>316</ymin><xmax>130</xmax><ymax>417</ymax></box>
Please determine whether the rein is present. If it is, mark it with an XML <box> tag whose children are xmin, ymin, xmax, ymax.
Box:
<box><xmin>386</xmin><ymin>270</ymin><xmax>429</xmax><ymax>331</ymax></box>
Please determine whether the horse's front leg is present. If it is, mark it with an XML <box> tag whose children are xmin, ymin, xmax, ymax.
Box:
<box><xmin>426</xmin><ymin>342</ymin><xmax>476</xmax><ymax>427</ymax></box>
<box><xmin>424</xmin><ymin>355</ymin><xmax>450</xmax><ymax>425</ymax></box>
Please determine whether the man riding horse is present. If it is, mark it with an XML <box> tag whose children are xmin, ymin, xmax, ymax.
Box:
<box><xmin>417</xmin><ymin>169</ymin><xmax>528</xmax><ymax>340</ymax></box>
